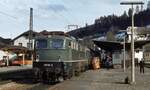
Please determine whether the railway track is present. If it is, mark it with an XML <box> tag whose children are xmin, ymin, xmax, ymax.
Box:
<box><xmin>0</xmin><ymin>79</ymin><xmax>53</xmax><ymax>90</ymax></box>
<box><xmin>0</xmin><ymin>67</ymin><xmax>67</xmax><ymax>90</ymax></box>
<box><xmin>0</xmin><ymin>75</ymin><xmax>53</xmax><ymax>90</ymax></box>
<box><xmin>0</xmin><ymin>69</ymin><xmax>55</xmax><ymax>90</ymax></box>
<box><xmin>0</xmin><ymin>81</ymin><xmax>40</xmax><ymax>90</ymax></box>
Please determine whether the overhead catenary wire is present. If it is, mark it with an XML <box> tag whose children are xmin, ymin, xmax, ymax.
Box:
<box><xmin>51</xmin><ymin>9</ymin><xmax>72</xmax><ymax>24</ymax></box>
<box><xmin>0</xmin><ymin>11</ymin><xmax>18</xmax><ymax>20</ymax></box>
<box><xmin>59</xmin><ymin>0</ymin><xmax>81</xmax><ymax>23</ymax></box>
<box><xmin>0</xmin><ymin>2</ymin><xmax>18</xmax><ymax>20</ymax></box>
<box><xmin>59</xmin><ymin>0</ymin><xmax>90</xmax><ymax>28</ymax></box>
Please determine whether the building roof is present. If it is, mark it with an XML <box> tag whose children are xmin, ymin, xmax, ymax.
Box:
<box><xmin>93</xmin><ymin>40</ymin><xmax>123</xmax><ymax>51</ymax></box>
<box><xmin>0</xmin><ymin>37</ymin><xmax>12</xmax><ymax>49</ymax></box>
<box><xmin>13</xmin><ymin>30</ymin><xmax>38</xmax><ymax>41</ymax></box>
<box><xmin>93</xmin><ymin>40</ymin><xmax>150</xmax><ymax>51</ymax></box>
<box><xmin>2</xmin><ymin>45</ymin><xmax>29</xmax><ymax>53</ymax></box>
<box><xmin>0</xmin><ymin>42</ymin><xmax>6</xmax><ymax>49</ymax></box>
<box><xmin>13</xmin><ymin>30</ymin><xmax>69</xmax><ymax>41</ymax></box>
<box><xmin>39</xmin><ymin>30</ymin><xmax>68</xmax><ymax>36</ymax></box>
<box><xmin>136</xmin><ymin>27</ymin><xmax>150</xmax><ymax>35</ymax></box>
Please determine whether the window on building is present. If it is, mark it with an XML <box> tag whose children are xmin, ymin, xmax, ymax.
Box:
<box><xmin>27</xmin><ymin>43</ymin><xmax>33</xmax><ymax>49</ymax></box>
<box><xmin>18</xmin><ymin>43</ymin><xmax>22</xmax><ymax>47</ymax></box>
<box><xmin>68</xmin><ymin>42</ymin><xmax>71</xmax><ymax>48</ymax></box>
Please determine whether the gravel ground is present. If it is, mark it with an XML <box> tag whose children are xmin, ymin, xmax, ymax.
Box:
<box><xmin>0</xmin><ymin>67</ymin><xmax>150</xmax><ymax>90</ymax></box>
<box><xmin>49</xmin><ymin>67</ymin><xmax>150</xmax><ymax>90</ymax></box>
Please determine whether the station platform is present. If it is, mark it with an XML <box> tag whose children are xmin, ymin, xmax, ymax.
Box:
<box><xmin>49</xmin><ymin>67</ymin><xmax>150</xmax><ymax>90</ymax></box>
<box><xmin>0</xmin><ymin>66</ymin><xmax>32</xmax><ymax>74</ymax></box>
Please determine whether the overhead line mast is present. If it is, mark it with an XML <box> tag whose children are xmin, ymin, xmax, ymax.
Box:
<box><xmin>29</xmin><ymin>8</ymin><xmax>33</xmax><ymax>50</ymax></box>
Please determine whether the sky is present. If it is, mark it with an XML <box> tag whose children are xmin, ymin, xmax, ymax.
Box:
<box><xmin>0</xmin><ymin>0</ymin><xmax>148</xmax><ymax>39</ymax></box>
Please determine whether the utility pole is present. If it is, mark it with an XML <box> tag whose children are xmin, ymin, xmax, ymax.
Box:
<box><xmin>123</xmin><ymin>35</ymin><xmax>126</xmax><ymax>72</ymax></box>
<box><xmin>131</xmin><ymin>4</ymin><xmax>135</xmax><ymax>83</ymax></box>
<box><xmin>120</xmin><ymin>1</ymin><xmax>144</xmax><ymax>84</ymax></box>
<box><xmin>29</xmin><ymin>8</ymin><xmax>33</xmax><ymax>50</ymax></box>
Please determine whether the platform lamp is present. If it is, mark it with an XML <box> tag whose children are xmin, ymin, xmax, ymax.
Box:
<box><xmin>120</xmin><ymin>1</ymin><xmax>144</xmax><ymax>84</ymax></box>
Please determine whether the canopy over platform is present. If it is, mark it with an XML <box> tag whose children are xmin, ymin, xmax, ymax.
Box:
<box><xmin>93</xmin><ymin>40</ymin><xmax>150</xmax><ymax>51</ymax></box>
<box><xmin>93</xmin><ymin>41</ymin><xmax>123</xmax><ymax>51</ymax></box>
<box><xmin>2</xmin><ymin>46</ymin><xmax>30</xmax><ymax>53</ymax></box>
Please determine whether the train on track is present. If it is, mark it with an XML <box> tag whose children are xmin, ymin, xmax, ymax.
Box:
<box><xmin>33</xmin><ymin>31</ymin><xmax>91</xmax><ymax>83</ymax></box>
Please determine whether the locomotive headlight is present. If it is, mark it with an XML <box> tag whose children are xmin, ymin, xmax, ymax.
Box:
<box><xmin>58</xmin><ymin>56</ymin><xmax>62</xmax><ymax>62</ymax></box>
<box><xmin>36</xmin><ymin>55</ymin><xmax>39</xmax><ymax>62</ymax></box>
<box><xmin>55</xmin><ymin>68</ymin><xmax>61</xmax><ymax>74</ymax></box>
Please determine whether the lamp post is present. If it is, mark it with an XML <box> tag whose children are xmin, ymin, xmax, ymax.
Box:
<box><xmin>123</xmin><ymin>34</ymin><xmax>126</xmax><ymax>72</ymax></box>
<box><xmin>120</xmin><ymin>30</ymin><xmax>127</xmax><ymax>72</ymax></box>
<box><xmin>6</xmin><ymin>51</ymin><xmax>9</xmax><ymax>67</ymax></box>
<box><xmin>120</xmin><ymin>1</ymin><xmax>144</xmax><ymax>84</ymax></box>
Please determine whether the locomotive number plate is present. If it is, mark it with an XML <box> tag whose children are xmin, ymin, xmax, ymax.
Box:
<box><xmin>43</xmin><ymin>64</ymin><xmax>53</xmax><ymax>67</ymax></box>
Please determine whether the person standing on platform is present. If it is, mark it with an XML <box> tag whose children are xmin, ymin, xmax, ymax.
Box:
<box><xmin>106</xmin><ymin>55</ymin><xmax>111</xmax><ymax>70</ymax></box>
<box><xmin>139</xmin><ymin>59</ymin><xmax>144</xmax><ymax>73</ymax></box>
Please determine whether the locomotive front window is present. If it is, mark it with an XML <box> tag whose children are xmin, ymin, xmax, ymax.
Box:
<box><xmin>51</xmin><ymin>39</ymin><xmax>64</xmax><ymax>49</ymax></box>
<box><xmin>36</xmin><ymin>39</ymin><xmax>47</xmax><ymax>49</ymax></box>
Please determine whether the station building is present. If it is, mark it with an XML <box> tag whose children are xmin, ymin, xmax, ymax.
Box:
<box><xmin>93</xmin><ymin>27</ymin><xmax>150</xmax><ymax>68</ymax></box>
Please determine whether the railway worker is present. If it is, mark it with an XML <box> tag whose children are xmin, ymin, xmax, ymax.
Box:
<box><xmin>139</xmin><ymin>59</ymin><xmax>144</xmax><ymax>73</ymax></box>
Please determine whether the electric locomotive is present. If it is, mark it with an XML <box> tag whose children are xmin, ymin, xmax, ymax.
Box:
<box><xmin>33</xmin><ymin>31</ymin><xmax>90</xmax><ymax>83</ymax></box>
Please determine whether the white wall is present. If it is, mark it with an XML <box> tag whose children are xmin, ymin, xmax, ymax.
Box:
<box><xmin>112</xmin><ymin>51</ymin><xmax>122</xmax><ymax>64</ymax></box>
<box><xmin>14</xmin><ymin>36</ymin><xmax>35</xmax><ymax>49</ymax></box>
<box><xmin>0</xmin><ymin>50</ymin><xmax>6</xmax><ymax>61</ymax></box>
<box><xmin>0</xmin><ymin>50</ymin><xmax>17</xmax><ymax>61</ymax></box>
<box><xmin>135</xmin><ymin>51</ymin><xmax>143</xmax><ymax>63</ymax></box>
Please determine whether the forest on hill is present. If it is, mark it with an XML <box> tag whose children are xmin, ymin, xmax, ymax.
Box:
<box><xmin>68</xmin><ymin>8</ymin><xmax>150</xmax><ymax>38</ymax></box>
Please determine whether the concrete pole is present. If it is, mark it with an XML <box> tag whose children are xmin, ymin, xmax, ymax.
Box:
<box><xmin>120</xmin><ymin>1</ymin><xmax>144</xmax><ymax>85</ymax></box>
<box><xmin>23</xmin><ymin>53</ymin><xmax>25</xmax><ymax>66</ymax></box>
<box><xmin>29</xmin><ymin>8</ymin><xmax>33</xmax><ymax>50</ymax></box>
<box><xmin>131</xmin><ymin>4</ymin><xmax>135</xmax><ymax>84</ymax></box>
<box><xmin>123</xmin><ymin>36</ymin><xmax>126</xmax><ymax>72</ymax></box>
<box><xmin>31</xmin><ymin>54</ymin><xmax>34</xmax><ymax>65</ymax></box>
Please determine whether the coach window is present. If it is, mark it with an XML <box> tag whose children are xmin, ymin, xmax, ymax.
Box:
<box><xmin>74</xmin><ymin>42</ymin><xmax>76</xmax><ymax>49</ymax></box>
<box><xmin>36</xmin><ymin>39</ymin><xmax>47</xmax><ymax>49</ymax></box>
<box><xmin>79</xmin><ymin>45</ymin><xmax>82</xmax><ymax>51</ymax></box>
<box><xmin>71</xmin><ymin>42</ymin><xmax>73</xmax><ymax>49</ymax></box>
<box><xmin>73</xmin><ymin>42</ymin><xmax>75</xmax><ymax>49</ymax></box>
<box><xmin>82</xmin><ymin>46</ymin><xmax>85</xmax><ymax>52</ymax></box>
<box><xmin>78</xmin><ymin>45</ymin><xmax>81</xmax><ymax>51</ymax></box>
<box><xmin>75</xmin><ymin>43</ymin><xmax>77</xmax><ymax>50</ymax></box>
<box><xmin>68</xmin><ymin>41</ymin><xmax>71</xmax><ymax>48</ymax></box>
<box><xmin>75</xmin><ymin>42</ymin><xmax>77</xmax><ymax>50</ymax></box>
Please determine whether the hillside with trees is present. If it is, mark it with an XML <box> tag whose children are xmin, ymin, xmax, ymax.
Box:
<box><xmin>67</xmin><ymin>8</ymin><xmax>150</xmax><ymax>38</ymax></box>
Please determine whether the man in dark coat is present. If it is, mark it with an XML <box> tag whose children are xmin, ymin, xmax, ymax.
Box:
<box><xmin>139</xmin><ymin>59</ymin><xmax>144</xmax><ymax>73</ymax></box>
